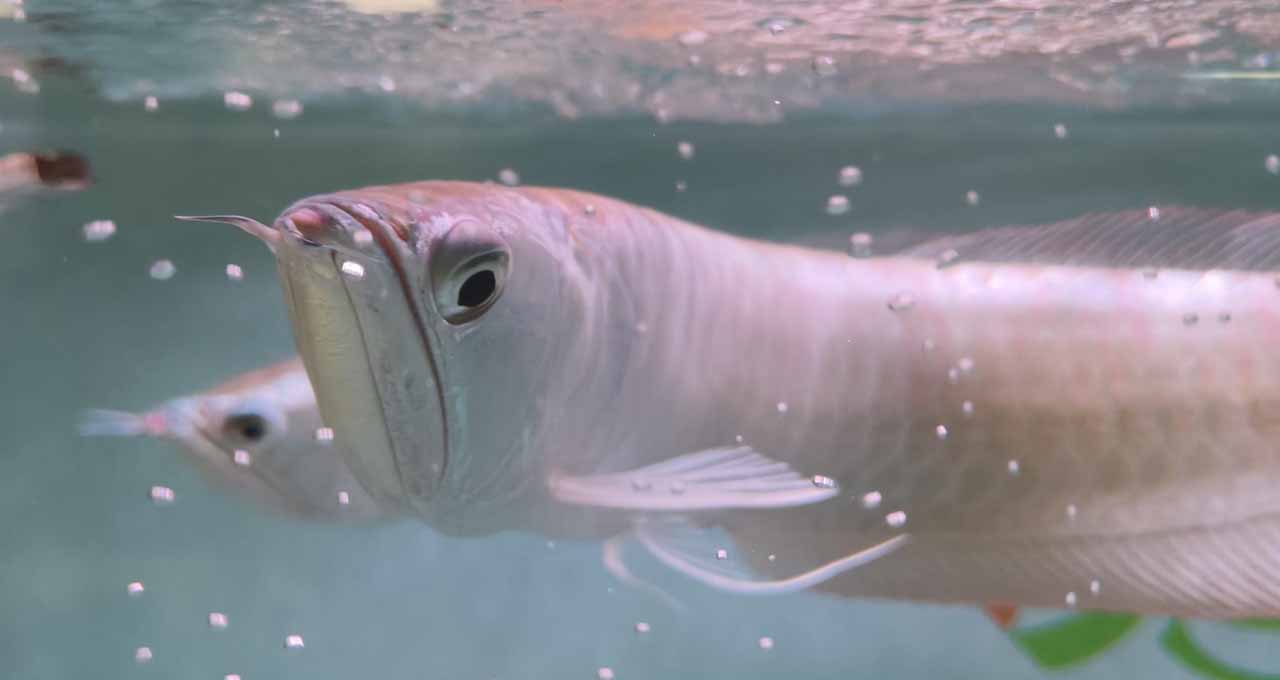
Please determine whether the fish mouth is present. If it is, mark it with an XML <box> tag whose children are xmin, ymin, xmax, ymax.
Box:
<box><xmin>271</xmin><ymin>197</ymin><xmax>447</xmax><ymax>515</ymax></box>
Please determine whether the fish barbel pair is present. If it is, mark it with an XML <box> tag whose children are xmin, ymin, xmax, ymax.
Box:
<box><xmin>182</xmin><ymin>182</ymin><xmax>1280</xmax><ymax>619</ymax></box>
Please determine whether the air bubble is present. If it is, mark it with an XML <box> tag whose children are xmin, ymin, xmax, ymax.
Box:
<box><xmin>225</xmin><ymin>675</ymin><xmax>242</xmax><ymax>680</ymax></box>
<box><xmin>272</xmin><ymin>99</ymin><xmax>303</xmax><ymax>119</ymax></box>
<box><xmin>149</xmin><ymin>486</ymin><xmax>175</xmax><ymax>504</ymax></box>
<box><xmin>826</xmin><ymin>195</ymin><xmax>850</xmax><ymax>215</ymax></box>
<box><xmin>134</xmin><ymin>647</ymin><xmax>153</xmax><ymax>664</ymax></box>
<box><xmin>675</xmin><ymin>180</ymin><xmax>687</xmax><ymax>192</ymax></box>
<box><xmin>285</xmin><ymin>634</ymin><xmax>305</xmax><ymax>649</ymax></box>
<box><xmin>149</xmin><ymin>260</ymin><xmax>176</xmax><ymax>280</ymax></box>
<box><xmin>1066</xmin><ymin>504</ymin><xmax>1078</xmax><ymax>520</ymax></box>
<box><xmin>957</xmin><ymin>357</ymin><xmax>975</xmax><ymax>374</ymax></box>
<box><xmin>1053</xmin><ymin>123</ymin><xmax>1069</xmax><ymax>139</ymax></box>
<box><xmin>337</xmin><ymin>491</ymin><xmax>350</xmax><ymax>506</ymax></box>
<box><xmin>630</xmin><ymin>479</ymin><xmax>652</xmax><ymax>492</ymax></box>
<box><xmin>634</xmin><ymin>622</ymin><xmax>650</xmax><ymax>634</ymax></box>
<box><xmin>812</xmin><ymin>55</ymin><xmax>837</xmax><ymax>76</ymax></box>
<box><xmin>127</xmin><ymin>581</ymin><xmax>145</xmax><ymax>596</ymax></box>
<box><xmin>1142</xmin><ymin>268</ymin><xmax>1159</xmax><ymax>279</ymax></box>
<box><xmin>233</xmin><ymin>449</ymin><xmax>251</xmax><ymax>467</ymax></box>
<box><xmin>937</xmin><ymin>249</ymin><xmax>959</xmax><ymax>266</ymax></box>
<box><xmin>838</xmin><ymin>165</ymin><xmax>863</xmax><ymax>187</ymax></box>
<box><xmin>584</xmin><ymin>204</ymin><xmax>597</xmax><ymax>216</ymax></box>
<box><xmin>82</xmin><ymin>220</ymin><xmax>117</xmax><ymax>242</ymax></box>
<box><xmin>962</xmin><ymin>401</ymin><xmax>975</xmax><ymax>417</ymax></box>
<box><xmin>1267</xmin><ymin>155</ymin><xmax>1280</xmax><ymax>175</ymax></box>
<box><xmin>861</xmin><ymin>491</ymin><xmax>882</xmax><ymax>509</ymax></box>
<box><xmin>223</xmin><ymin>91</ymin><xmax>252</xmax><ymax>111</ymax></box>
<box><xmin>377</xmin><ymin>75</ymin><xmax>397</xmax><ymax>92</ymax></box>
<box><xmin>208</xmin><ymin>612</ymin><xmax>228</xmax><ymax>630</ymax></box>
<box><xmin>965</xmin><ymin>190</ymin><xmax>980</xmax><ymax>206</ymax></box>
<box><xmin>811</xmin><ymin>475</ymin><xmax>837</xmax><ymax>489</ymax></box>
<box><xmin>716</xmin><ymin>548</ymin><xmax>729</xmax><ymax>560</ymax></box>
<box><xmin>1148</xmin><ymin>206</ymin><xmax>1161</xmax><ymax>220</ymax></box>
<box><xmin>887</xmin><ymin>292</ymin><xmax>916</xmax><ymax>312</ymax></box>
<box><xmin>1007</xmin><ymin>459</ymin><xmax>1020</xmax><ymax>475</ymax></box>
<box><xmin>340</xmin><ymin>261</ymin><xmax>366</xmax><ymax>279</ymax></box>
<box><xmin>849</xmin><ymin>232</ymin><xmax>873</xmax><ymax>258</ymax></box>
<box><xmin>315</xmin><ymin>427</ymin><xmax>335</xmax><ymax>443</ymax></box>
<box><xmin>1065</xmin><ymin>591</ymin><xmax>1078</xmax><ymax>607</ymax></box>
<box><xmin>1218</xmin><ymin>312</ymin><xmax>1232</xmax><ymax>323</ymax></box>
<box><xmin>734</xmin><ymin>434</ymin><xmax>744</xmax><ymax>443</ymax></box>
<box><xmin>225</xmin><ymin>264</ymin><xmax>244</xmax><ymax>281</ymax></box>
<box><xmin>497</xmin><ymin>168</ymin><xmax>521</xmax><ymax>186</ymax></box>
<box><xmin>935</xmin><ymin>425</ymin><xmax>948</xmax><ymax>440</ymax></box>
<box><xmin>144</xmin><ymin>96</ymin><xmax>158</xmax><ymax>112</ymax></box>
<box><xmin>677</xmin><ymin>141</ymin><xmax>695</xmax><ymax>160</ymax></box>
<box><xmin>1182</xmin><ymin>312</ymin><xmax>1199</xmax><ymax>326</ymax></box>
<box><xmin>353</xmin><ymin>229</ymin><xmax>374</xmax><ymax>246</ymax></box>
<box><xmin>1090</xmin><ymin>579</ymin><xmax>1101</xmax><ymax>595</ymax></box>
<box><xmin>677</xmin><ymin>30</ymin><xmax>708</xmax><ymax>47</ymax></box>
<box><xmin>597</xmin><ymin>667</ymin><xmax>616</xmax><ymax>680</ymax></box>
<box><xmin>776</xmin><ymin>401</ymin><xmax>789</xmax><ymax>413</ymax></box>
<box><xmin>758</xmin><ymin>636</ymin><xmax>775</xmax><ymax>650</ymax></box>
<box><xmin>885</xmin><ymin>510</ymin><xmax>907</xmax><ymax>528</ymax></box>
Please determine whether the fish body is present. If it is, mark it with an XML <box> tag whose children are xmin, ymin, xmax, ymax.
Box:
<box><xmin>81</xmin><ymin>358</ymin><xmax>389</xmax><ymax>522</ymax></box>
<box><xmin>204</xmin><ymin>182</ymin><xmax>1280</xmax><ymax>617</ymax></box>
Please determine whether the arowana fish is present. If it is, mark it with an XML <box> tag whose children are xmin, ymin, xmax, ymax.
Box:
<box><xmin>184</xmin><ymin>182</ymin><xmax>1280</xmax><ymax>619</ymax></box>
<box><xmin>80</xmin><ymin>358</ymin><xmax>389</xmax><ymax>521</ymax></box>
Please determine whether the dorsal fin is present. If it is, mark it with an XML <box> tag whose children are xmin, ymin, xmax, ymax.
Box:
<box><xmin>894</xmin><ymin>207</ymin><xmax>1280</xmax><ymax>272</ymax></box>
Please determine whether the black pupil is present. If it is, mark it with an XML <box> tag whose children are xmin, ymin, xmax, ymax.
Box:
<box><xmin>226</xmin><ymin>414</ymin><xmax>267</xmax><ymax>442</ymax></box>
<box><xmin>457</xmin><ymin>270</ymin><xmax>496</xmax><ymax>308</ymax></box>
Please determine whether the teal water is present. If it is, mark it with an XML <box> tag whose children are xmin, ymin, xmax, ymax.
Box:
<box><xmin>6</xmin><ymin>5</ymin><xmax>1280</xmax><ymax>679</ymax></box>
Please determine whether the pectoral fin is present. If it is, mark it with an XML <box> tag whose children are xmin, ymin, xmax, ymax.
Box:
<box><xmin>549</xmin><ymin>446</ymin><xmax>840</xmax><ymax>511</ymax></box>
<box><xmin>633</xmin><ymin>517</ymin><xmax>910</xmax><ymax>596</ymax></box>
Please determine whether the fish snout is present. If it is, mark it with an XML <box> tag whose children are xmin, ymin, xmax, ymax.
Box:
<box><xmin>281</xmin><ymin>207</ymin><xmax>340</xmax><ymax>246</ymax></box>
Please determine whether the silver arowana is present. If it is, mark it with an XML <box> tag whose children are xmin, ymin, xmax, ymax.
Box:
<box><xmin>81</xmin><ymin>358</ymin><xmax>388</xmax><ymax>522</ymax></box>
<box><xmin>188</xmin><ymin>183</ymin><xmax>1280</xmax><ymax>618</ymax></box>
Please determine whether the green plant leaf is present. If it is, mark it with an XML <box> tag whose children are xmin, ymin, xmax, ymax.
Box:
<box><xmin>1162</xmin><ymin>620</ymin><xmax>1280</xmax><ymax>680</ymax></box>
<box><xmin>1009</xmin><ymin>612</ymin><xmax>1141</xmax><ymax>669</ymax></box>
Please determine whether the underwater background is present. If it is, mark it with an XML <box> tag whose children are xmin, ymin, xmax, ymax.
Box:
<box><xmin>4</xmin><ymin>1</ymin><xmax>1280</xmax><ymax>678</ymax></box>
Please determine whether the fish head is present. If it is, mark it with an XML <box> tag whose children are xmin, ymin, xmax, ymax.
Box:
<box><xmin>210</xmin><ymin>183</ymin><xmax>588</xmax><ymax>525</ymax></box>
<box><xmin>81</xmin><ymin>391</ymin><xmax>288</xmax><ymax>500</ymax></box>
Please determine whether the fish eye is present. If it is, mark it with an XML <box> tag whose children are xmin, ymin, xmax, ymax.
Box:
<box><xmin>430</xmin><ymin>220</ymin><xmax>510</xmax><ymax>325</ymax></box>
<box><xmin>458</xmin><ymin>269</ymin><xmax>496</xmax><ymax>308</ymax></box>
<box><xmin>224</xmin><ymin>413</ymin><xmax>268</xmax><ymax>443</ymax></box>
